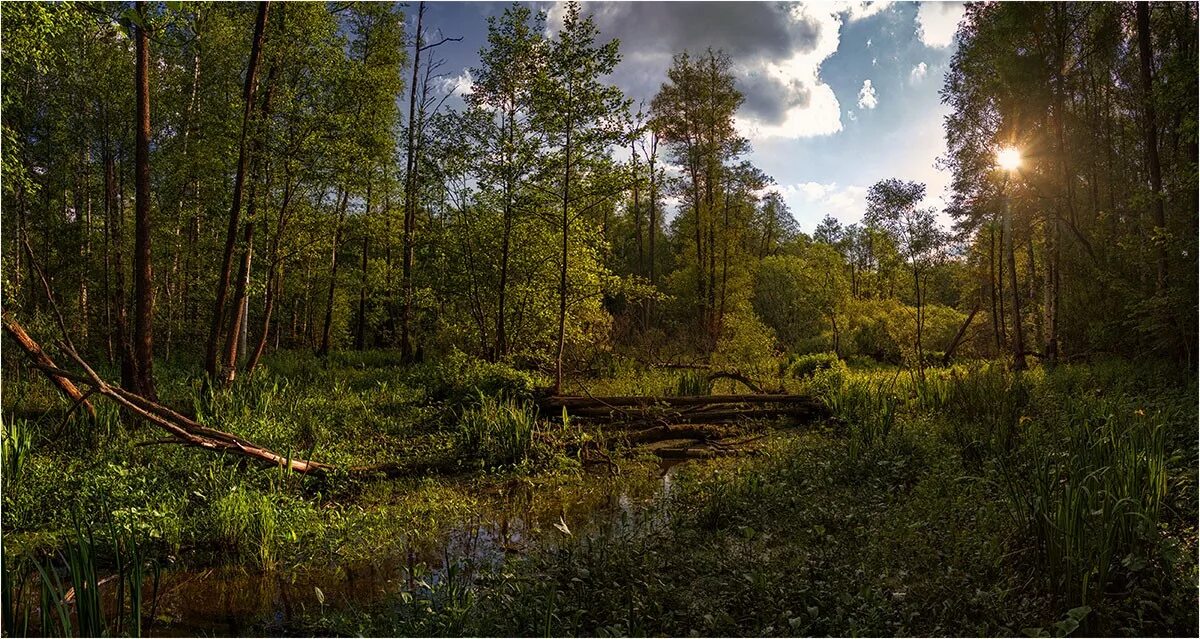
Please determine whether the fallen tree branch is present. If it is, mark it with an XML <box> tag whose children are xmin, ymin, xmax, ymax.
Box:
<box><xmin>541</xmin><ymin>393</ymin><xmax>823</xmax><ymax>410</ymax></box>
<box><xmin>705</xmin><ymin>371</ymin><xmax>765</xmax><ymax>394</ymax></box>
<box><xmin>3</xmin><ymin>312</ymin><xmax>96</xmax><ymax>418</ymax></box>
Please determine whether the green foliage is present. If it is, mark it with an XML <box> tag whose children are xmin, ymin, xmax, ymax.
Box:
<box><xmin>411</xmin><ymin>350</ymin><xmax>547</xmax><ymax>406</ymax></box>
<box><xmin>211</xmin><ymin>488</ymin><xmax>279</xmax><ymax>568</ymax></box>
<box><xmin>820</xmin><ymin>376</ymin><xmax>900</xmax><ymax>460</ymax></box>
<box><xmin>1</xmin><ymin>417</ymin><xmax>34</xmax><ymax>484</ymax></box>
<box><xmin>673</xmin><ymin>371</ymin><xmax>709</xmax><ymax>396</ymax></box>
<box><xmin>997</xmin><ymin>395</ymin><xmax>1169</xmax><ymax>607</ymax></box>
<box><xmin>785</xmin><ymin>352</ymin><xmax>843</xmax><ymax>379</ymax></box>
<box><xmin>455</xmin><ymin>394</ymin><xmax>539</xmax><ymax>468</ymax></box>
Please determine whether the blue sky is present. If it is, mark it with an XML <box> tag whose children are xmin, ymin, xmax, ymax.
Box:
<box><xmin>416</xmin><ymin>1</ymin><xmax>967</xmax><ymax>232</ymax></box>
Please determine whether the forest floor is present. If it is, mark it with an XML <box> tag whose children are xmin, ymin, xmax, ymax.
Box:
<box><xmin>1</xmin><ymin>352</ymin><xmax>1196</xmax><ymax>637</ymax></box>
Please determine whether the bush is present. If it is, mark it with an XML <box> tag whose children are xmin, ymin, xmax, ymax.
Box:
<box><xmin>411</xmin><ymin>351</ymin><xmax>547</xmax><ymax>407</ymax></box>
<box><xmin>786</xmin><ymin>352</ymin><xmax>842</xmax><ymax>379</ymax></box>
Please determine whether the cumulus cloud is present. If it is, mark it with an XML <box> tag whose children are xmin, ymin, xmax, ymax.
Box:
<box><xmin>910</xmin><ymin>61</ymin><xmax>928</xmax><ymax>82</ymax></box>
<box><xmin>846</xmin><ymin>109</ymin><xmax>857</xmax><ymax>122</ymax></box>
<box><xmin>440</xmin><ymin>68</ymin><xmax>474</xmax><ymax>97</ymax></box>
<box><xmin>857</xmin><ymin>80</ymin><xmax>878</xmax><ymax>109</ymax></box>
<box><xmin>916</xmin><ymin>2</ymin><xmax>966</xmax><ymax>48</ymax></box>
<box><xmin>545</xmin><ymin>1</ymin><xmax>895</xmax><ymax>141</ymax></box>
<box><xmin>775</xmin><ymin>181</ymin><xmax>870</xmax><ymax>225</ymax></box>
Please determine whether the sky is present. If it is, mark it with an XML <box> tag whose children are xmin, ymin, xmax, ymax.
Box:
<box><xmin>416</xmin><ymin>1</ymin><xmax>968</xmax><ymax>232</ymax></box>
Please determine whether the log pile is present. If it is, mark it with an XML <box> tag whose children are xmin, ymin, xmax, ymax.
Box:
<box><xmin>540</xmin><ymin>393</ymin><xmax>828</xmax><ymax>427</ymax></box>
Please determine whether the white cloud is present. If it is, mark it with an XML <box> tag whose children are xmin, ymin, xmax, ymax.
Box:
<box><xmin>440</xmin><ymin>68</ymin><xmax>474</xmax><ymax>97</ymax></box>
<box><xmin>775</xmin><ymin>181</ymin><xmax>870</xmax><ymax>227</ymax></box>
<box><xmin>910</xmin><ymin>61</ymin><xmax>928</xmax><ymax>82</ymax></box>
<box><xmin>866</xmin><ymin>38</ymin><xmax>872</xmax><ymax>48</ymax></box>
<box><xmin>837</xmin><ymin>1</ymin><xmax>895</xmax><ymax>22</ymax></box>
<box><xmin>916</xmin><ymin>2</ymin><xmax>966</xmax><ymax>48</ymax></box>
<box><xmin>846</xmin><ymin>109</ymin><xmax>857</xmax><ymax>122</ymax></box>
<box><xmin>857</xmin><ymin>80</ymin><xmax>878</xmax><ymax>110</ymax></box>
<box><xmin>732</xmin><ymin>3</ymin><xmax>847</xmax><ymax>140</ymax></box>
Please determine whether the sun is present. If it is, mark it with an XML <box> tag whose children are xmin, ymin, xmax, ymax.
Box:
<box><xmin>996</xmin><ymin>146</ymin><xmax>1022</xmax><ymax>171</ymax></box>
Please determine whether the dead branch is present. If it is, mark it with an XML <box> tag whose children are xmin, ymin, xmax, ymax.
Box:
<box><xmin>705</xmin><ymin>371</ymin><xmax>765</xmax><ymax>394</ymax></box>
<box><xmin>3</xmin><ymin>312</ymin><xmax>96</xmax><ymax>418</ymax></box>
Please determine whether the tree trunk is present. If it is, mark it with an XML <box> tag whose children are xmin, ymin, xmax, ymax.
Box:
<box><xmin>318</xmin><ymin>188</ymin><xmax>350</xmax><ymax>357</ymax></box>
<box><xmin>554</xmin><ymin>101</ymin><xmax>573</xmax><ymax>395</ymax></box>
<box><xmin>133</xmin><ymin>2</ymin><xmax>157</xmax><ymax>400</ymax></box>
<box><xmin>400</xmin><ymin>1</ymin><xmax>425</xmax><ymax>362</ymax></box>
<box><xmin>2</xmin><ymin>313</ymin><xmax>96</xmax><ymax>418</ymax></box>
<box><xmin>205</xmin><ymin>0</ymin><xmax>270</xmax><ymax>379</ymax></box>
<box><xmin>1003</xmin><ymin>193</ymin><xmax>1026</xmax><ymax>371</ymax></box>
<box><xmin>1135</xmin><ymin>1</ymin><xmax>1168</xmax><ymax>292</ymax></box>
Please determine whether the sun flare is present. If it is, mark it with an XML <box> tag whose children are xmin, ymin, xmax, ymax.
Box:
<box><xmin>996</xmin><ymin>146</ymin><xmax>1022</xmax><ymax>171</ymax></box>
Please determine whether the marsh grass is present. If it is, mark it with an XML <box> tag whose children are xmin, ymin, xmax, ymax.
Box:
<box><xmin>456</xmin><ymin>393</ymin><xmax>539</xmax><ymax>467</ymax></box>
<box><xmin>995</xmin><ymin>395</ymin><xmax>1169</xmax><ymax>608</ymax></box>
<box><xmin>2</xmin><ymin>518</ymin><xmax>160</xmax><ymax>637</ymax></box>
<box><xmin>212</xmin><ymin>489</ymin><xmax>279</xmax><ymax>568</ymax></box>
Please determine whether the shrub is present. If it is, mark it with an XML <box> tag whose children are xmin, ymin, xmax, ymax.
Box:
<box><xmin>786</xmin><ymin>352</ymin><xmax>842</xmax><ymax>379</ymax></box>
<box><xmin>411</xmin><ymin>351</ymin><xmax>547</xmax><ymax>407</ymax></box>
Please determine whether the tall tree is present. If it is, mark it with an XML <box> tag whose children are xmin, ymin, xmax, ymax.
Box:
<box><xmin>866</xmin><ymin>179</ymin><xmax>947</xmax><ymax>377</ymax></box>
<box><xmin>205</xmin><ymin>1</ymin><xmax>270</xmax><ymax>380</ymax></box>
<box><xmin>537</xmin><ymin>1</ymin><xmax>629</xmax><ymax>393</ymax></box>
<box><xmin>132</xmin><ymin>1</ymin><xmax>157</xmax><ymax>399</ymax></box>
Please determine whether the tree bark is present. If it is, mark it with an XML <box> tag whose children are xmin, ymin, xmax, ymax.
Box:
<box><xmin>318</xmin><ymin>189</ymin><xmax>350</xmax><ymax>357</ymax></box>
<box><xmin>133</xmin><ymin>2</ymin><xmax>157</xmax><ymax>400</ymax></box>
<box><xmin>399</xmin><ymin>2</ymin><xmax>426</xmax><ymax>361</ymax></box>
<box><xmin>1003</xmin><ymin>192</ymin><xmax>1026</xmax><ymax>371</ymax></box>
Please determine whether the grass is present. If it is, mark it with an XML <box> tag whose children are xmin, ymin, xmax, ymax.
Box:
<box><xmin>1</xmin><ymin>351</ymin><xmax>1195</xmax><ymax>636</ymax></box>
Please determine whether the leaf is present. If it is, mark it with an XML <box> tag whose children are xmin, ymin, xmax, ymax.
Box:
<box><xmin>553</xmin><ymin>515</ymin><xmax>571</xmax><ymax>536</ymax></box>
<box><xmin>1054</xmin><ymin>617</ymin><xmax>1079</xmax><ymax>636</ymax></box>
<box><xmin>313</xmin><ymin>586</ymin><xmax>325</xmax><ymax>605</ymax></box>
<box><xmin>121</xmin><ymin>8</ymin><xmax>144</xmax><ymax>30</ymax></box>
<box><xmin>1066</xmin><ymin>606</ymin><xmax>1091</xmax><ymax>621</ymax></box>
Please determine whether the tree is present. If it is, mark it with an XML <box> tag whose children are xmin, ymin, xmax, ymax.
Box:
<box><xmin>535</xmin><ymin>1</ymin><xmax>629</xmax><ymax>393</ymax></box>
<box><xmin>205</xmin><ymin>1</ymin><xmax>270</xmax><ymax>381</ymax></box>
<box><xmin>132</xmin><ymin>1</ymin><xmax>157</xmax><ymax>399</ymax></box>
<box><xmin>651</xmin><ymin>49</ymin><xmax>749</xmax><ymax>351</ymax></box>
<box><xmin>865</xmin><ymin>179</ymin><xmax>947</xmax><ymax>376</ymax></box>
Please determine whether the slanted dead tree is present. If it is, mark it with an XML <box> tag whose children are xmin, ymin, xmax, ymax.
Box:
<box><xmin>2</xmin><ymin>313</ymin><xmax>95</xmax><ymax>419</ymax></box>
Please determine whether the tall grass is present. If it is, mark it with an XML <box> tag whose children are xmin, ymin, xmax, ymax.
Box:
<box><xmin>213</xmin><ymin>489</ymin><xmax>279</xmax><ymax>568</ymax></box>
<box><xmin>2</xmin><ymin>417</ymin><xmax>34</xmax><ymax>483</ymax></box>
<box><xmin>456</xmin><ymin>394</ymin><xmax>539</xmax><ymax>467</ymax></box>
<box><xmin>3</xmin><ymin>520</ymin><xmax>160</xmax><ymax>637</ymax></box>
<box><xmin>996</xmin><ymin>396</ymin><xmax>1168</xmax><ymax>607</ymax></box>
<box><xmin>919</xmin><ymin>364</ymin><xmax>1031</xmax><ymax>459</ymax></box>
<box><xmin>821</xmin><ymin>377</ymin><xmax>899</xmax><ymax>459</ymax></box>
<box><xmin>674</xmin><ymin>371</ymin><xmax>709</xmax><ymax>396</ymax></box>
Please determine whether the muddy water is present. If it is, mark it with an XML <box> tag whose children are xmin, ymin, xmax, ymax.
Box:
<box><xmin>129</xmin><ymin>460</ymin><xmax>690</xmax><ymax>635</ymax></box>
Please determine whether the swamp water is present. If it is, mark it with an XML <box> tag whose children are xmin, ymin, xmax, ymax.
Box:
<box><xmin>15</xmin><ymin>459</ymin><xmax>694</xmax><ymax>636</ymax></box>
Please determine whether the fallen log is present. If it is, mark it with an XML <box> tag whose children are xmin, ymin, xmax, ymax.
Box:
<box><xmin>3</xmin><ymin>312</ymin><xmax>96</xmax><ymax>418</ymax></box>
<box><xmin>541</xmin><ymin>393</ymin><xmax>822</xmax><ymax>410</ymax></box>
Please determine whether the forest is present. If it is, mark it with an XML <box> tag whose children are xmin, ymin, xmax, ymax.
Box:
<box><xmin>0</xmin><ymin>1</ymin><xmax>1196</xmax><ymax>636</ymax></box>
